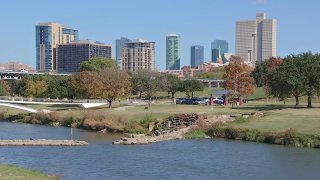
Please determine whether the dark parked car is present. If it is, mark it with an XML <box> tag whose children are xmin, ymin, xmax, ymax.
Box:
<box><xmin>176</xmin><ymin>98</ymin><xmax>185</xmax><ymax>104</ymax></box>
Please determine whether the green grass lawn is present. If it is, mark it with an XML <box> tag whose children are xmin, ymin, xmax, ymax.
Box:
<box><xmin>232</xmin><ymin>102</ymin><xmax>320</xmax><ymax>135</ymax></box>
<box><xmin>1</xmin><ymin>88</ymin><xmax>320</xmax><ymax>136</ymax></box>
<box><xmin>0</xmin><ymin>164</ymin><xmax>57</xmax><ymax>180</ymax></box>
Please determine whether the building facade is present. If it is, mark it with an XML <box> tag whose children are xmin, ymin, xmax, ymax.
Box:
<box><xmin>36</xmin><ymin>22</ymin><xmax>78</xmax><ymax>72</ymax></box>
<box><xmin>57</xmin><ymin>40</ymin><xmax>111</xmax><ymax>73</ymax></box>
<box><xmin>191</xmin><ymin>45</ymin><xmax>204</xmax><ymax>68</ymax></box>
<box><xmin>211</xmin><ymin>40</ymin><xmax>229</xmax><ymax>63</ymax></box>
<box><xmin>236</xmin><ymin>13</ymin><xmax>277</xmax><ymax>65</ymax></box>
<box><xmin>122</xmin><ymin>39</ymin><xmax>155</xmax><ymax>72</ymax></box>
<box><xmin>116</xmin><ymin>37</ymin><xmax>131</xmax><ymax>70</ymax></box>
<box><xmin>0</xmin><ymin>61</ymin><xmax>35</xmax><ymax>72</ymax></box>
<box><xmin>166</xmin><ymin>34</ymin><xmax>180</xmax><ymax>70</ymax></box>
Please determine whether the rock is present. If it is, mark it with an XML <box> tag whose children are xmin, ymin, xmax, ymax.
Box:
<box><xmin>132</xmin><ymin>134</ymin><xmax>145</xmax><ymax>138</ymax></box>
<box><xmin>99</xmin><ymin>129</ymin><xmax>107</xmax><ymax>133</ymax></box>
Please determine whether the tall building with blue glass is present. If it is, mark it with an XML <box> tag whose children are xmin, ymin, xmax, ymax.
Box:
<box><xmin>116</xmin><ymin>37</ymin><xmax>131</xmax><ymax>70</ymax></box>
<box><xmin>190</xmin><ymin>45</ymin><xmax>204</xmax><ymax>68</ymax></box>
<box><xmin>36</xmin><ymin>22</ymin><xmax>78</xmax><ymax>72</ymax></box>
<box><xmin>166</xmin><ymin>34</ymin><xmax>180</xmax><ymax>70</ymax></box>
<box><xmin>211</xmin><ymin>40</ymin><xmax>228</xmax><ymax>63</ymax></box>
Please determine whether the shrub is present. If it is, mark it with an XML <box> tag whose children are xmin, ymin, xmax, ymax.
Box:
<box><xmin>0</xmin><ymin>110</ymin><xmax>10</xmax><ymax>120</ymax></box>
<box><xmin>233</xmin><ymin>117</ymin><xmax>250</xmax><ymax>124</ymax></box>
<box><xmin>139</xmin><ymin>114</ymin><xmax>156</xmax><ymax>128</ymax></box>
<box><xmin>81</xmin><ymin>110</ymin><xmax>126</xmax><ymax>132</ymax></box>
<box><xmin>185</xmin><ymin>129</ymin><xmax>207</xmax><ymax>139</ymax></box>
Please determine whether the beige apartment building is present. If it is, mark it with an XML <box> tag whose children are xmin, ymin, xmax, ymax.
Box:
<box><xmin>236</xmin><ymin>13</ymin><xmax>277</xmax><ymax>65</ymax></box>
<box><xmin>121</xmin><ymin>39</ymin><xmax>155</xmax><ymax>72</ymax></box>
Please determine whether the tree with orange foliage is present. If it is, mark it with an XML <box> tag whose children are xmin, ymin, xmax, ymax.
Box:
<box><xmin>223</xmin><ymin>56</ymin><xmax>255</xmax><ymax>108</ymax></box>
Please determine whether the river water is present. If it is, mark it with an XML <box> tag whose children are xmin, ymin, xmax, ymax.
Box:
<box><xmin>0</xmin><ymin>122</ymin><xmax>319</xmax><ymax>180</ymax></box>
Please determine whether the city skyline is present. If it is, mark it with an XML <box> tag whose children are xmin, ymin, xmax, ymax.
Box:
<box><xmin>1</xmin><ymin>0</ymin><xmax>320</xmax><ymax>70</ymax></box>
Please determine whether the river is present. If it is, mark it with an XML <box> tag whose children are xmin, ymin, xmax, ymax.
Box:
<box><xmin>0</xmin><ymin>122</ymin><xmax>319</xmax><ymax>180</ymax></box>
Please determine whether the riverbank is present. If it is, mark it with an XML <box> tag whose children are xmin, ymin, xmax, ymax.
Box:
<box><xmin>1</xmin><ymin>98</ymin><xmax>320</xmax><ymax>148</ymax></box>
<box><xmin>0</xmin><ymin>164</ymin><xmax>57</xmax><ymax>179</ymax></box>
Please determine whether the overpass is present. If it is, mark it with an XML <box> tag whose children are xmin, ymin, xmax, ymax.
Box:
<box><xmin>182</xmin><ymin>78</ymin><xmax>224</xmax><ymax>88</ymax></box>
<box><xmin>0</xmin><ymin>71</ymin><xmax>71</xmax><ymax>80</ymax></box>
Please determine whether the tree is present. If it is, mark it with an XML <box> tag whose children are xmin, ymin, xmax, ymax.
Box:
<box><xmin>68</xmin><ymin>71</ymin><xmax>100</xmax><ymax>100</ymax></box>
<box><xmin>195</xmin><ymin>66</ymin><xmax>225</xmax><ymax>79</ymax></box>
<box><xmin>25</xmin><ymin>80</ymin><xmax>48</xmax><ymax>98</ymax></box>
<box><xmin>268</xmin><ymin>55</ymin><xmax>304</xmax><ymax>106</ymax></box>
<box><xmin>223</xmin><ymin>56</ymin><xmax>255</xmax><ymax>108</ymax></box>
<box><xmin>43</xmin><ymin>76</ymin><xmax>69</xmax><ymax>99</ymax></box>
<box><xmin>251</xmin><ymin>57</ymin><xmax>283</xmax><ymax>88</ymax></box>
<box><xmin>162</xmin><ymin>74</ymin><xmax>184</xmax><ymax>99</ymax></box>
<box><xmin>80</xmin><ymin>58</ymin><xmax>118</xmax><ymax>72</ymax></box>
<box><xmin>95</xmin><ymin>69</ymin><xmax>131</xmax><ymax>108</ymax></box>
<box><xmin>131</xmin><ymin>70</ymin><xmax>149</xmax><ymax>98</ymax></box>
<box><xmin>299</xmin><ymin>52</ymin><xmax>320</xmax><ymax>108</ymax></box>
<box><xmin>268</xmin><ymin>52</ymin><xmax>320</xmax><ymax>108</ymax></box>
<box><xmin>131</xmin><ymin>70</ymin><xmax>162</xmax><ymax>108</ymax></box>
<box><xmin>183</xmin><ymin>79</ymin><xmax>204</xmax><ymax>98</ymax></box>
<box><xmin>0</xmin><ymin>80</ymin><xmax>11</xmax><ymax>96</ymax></box>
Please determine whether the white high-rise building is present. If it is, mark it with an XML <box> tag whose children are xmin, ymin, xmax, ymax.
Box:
<box><xmin>236</xmin><ymin>13</ymin><xmax>277</xmax><ymax>65</ymax></box>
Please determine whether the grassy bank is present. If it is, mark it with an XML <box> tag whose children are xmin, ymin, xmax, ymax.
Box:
<box><xmin>0</xmin><ymin>164</ymin><xmax>57</xmax><ymax>179</ymax></box>
<box><xmin>1</xmin><ymin>92</ymin><xmax>320</xmax><ymax>144</ymax></box>
<box><xmin>206</xmin><ymin>125</ymin><xmax>320</xmax><ymax>148</ymax></box>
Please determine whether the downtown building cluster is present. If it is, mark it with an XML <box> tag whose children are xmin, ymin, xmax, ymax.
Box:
<box><xmin>35</xmin><ymin>13</ymin><xmax>277</xmax><ymax>74</ymax></box>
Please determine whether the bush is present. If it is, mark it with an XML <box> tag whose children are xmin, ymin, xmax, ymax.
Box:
<box><xmin>81</xmin><ymin>110</ymin><xmax>126</xmax><ymax>132</ymax></box>
<box><xmin>233</xmin><ymin>117</ymin><xmax>250</xmax><ymax>124</ymax></box>
<box><xmin>23</xmin><ymin>112</ymin><xmax>60</xmax><ymax>125</ymax></box>
<box><xmin>139</xmin><ymin>114</ymin><xmax>156</xmax><ymax>128</ymax></box>
<box><xmin>185</xmin><ymin>129</ymin><xmax>207</xmax><ymax>139</ymax></box>
<box><xmin>0</xmin><ymin>110</ymin><xmax>10</xmax><ymax>120</ymax></box>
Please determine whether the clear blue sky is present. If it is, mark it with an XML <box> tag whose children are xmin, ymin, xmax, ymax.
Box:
<box><xmin>0</xmin><ymin>0</ymin><xmax>319</xmax><ymax>70</ymax></box>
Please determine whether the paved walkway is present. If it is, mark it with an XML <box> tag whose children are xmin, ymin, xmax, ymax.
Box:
<box><xmin>0</xmin><ymin>99</ymin><xmax>107</xmax><ymax>109</ymax></box>
<box><xmin>0</xmin><ymin>103</ymin><xmax>38</xmax><ymax>113</ymax></box>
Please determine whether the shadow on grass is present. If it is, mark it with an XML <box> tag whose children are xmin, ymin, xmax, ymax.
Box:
<box><xmin>234</xmin><ymin>104</ymin><xmax>320</xmax><ymax>111</ymax></box>
<box><xmin>234</xmin><ymin>104</ymin><xmax>291</xmax><ymax>111</ymax></box>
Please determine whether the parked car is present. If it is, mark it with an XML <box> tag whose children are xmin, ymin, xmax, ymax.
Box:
<box><xmin>191</xmin><ymin>98</ymin><xmax>206</xmax><ymax>105</ymax></box>
<box><xmin>176</xmin><ymin>98</ymin><xmax>185</xmax><ymax>104</ymax></box>
<box><xmin>214</xmin><ymin>99</ymin><xmax>224</xmax><ymax>104</ymax></box>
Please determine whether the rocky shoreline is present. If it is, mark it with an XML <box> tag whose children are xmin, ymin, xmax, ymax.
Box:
<box><xmin>112</xmin><ymin>113</ymin><xmax>243</xmax><ymax>145</ymax></box>
<box><xmin>0</xmin><ymin>139</ymin><xmax>88</xmax><ymax>146</ymax></box>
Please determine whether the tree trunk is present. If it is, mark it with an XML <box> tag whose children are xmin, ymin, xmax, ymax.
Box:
<box><xmin>171</xmin><ymin>92</ymin><xmax>175</xmax><ymax>99</ymax></box>
<box><xmin>191</xmin><ymin>91</ymin><xmax>194</xmax><ymax>98</ymax></box>
<box><xmin>294</xmin><ymin>95</ymin><xmax>299</xmax><ymax>107</ymax></box>
<box><xmin>307</xmin><ymin>96</ymin><xmax>312</xmax><ymax>108</ymax></box>
<box><xmin>168</xmin><ymin>91</ymin><xmax>170</xmax><ymax>98</ymax></box>
<box><xmin>148</xmin><ymin>97</ymin><xmax>151</xmax><ymax>108</ymax></box>
<box><xmin>108</xmin><ymin>100</ymin><xmax>112</xmax><ymax>108</ymax></box>
<box><xmin>139</xmin><ymin>91</ymin><xmax>142</xmax><ymax>98</ymax></box>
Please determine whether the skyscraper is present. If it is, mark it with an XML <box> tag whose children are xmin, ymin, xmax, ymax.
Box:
<box><xmin>57</xmin><ymin>40</ymin><xmax>111</xmax><ymax>73</ymax></box>
<box><xmin>122</xmin><ymin>39</ymin><xmax>155</xmax><ymax>72</ymax></box>
<box><xmin>236</xmin><ymin>13</ymin><xmax>277</xmax><ymax>65</ymax></box>
<box><xmin>211</xmin><ymin>40</ymin><xmax>229</xmax><ymax>63</ymax></box>
<box><xmin>190</xmin><ymin>45</ymin><xmax>204</xmax><ymax>68</ymax></box>
<box><xmin>166</xmin><ymin>34</ymin><xmax>180</xmax><ymax>70</ymax></box>
<box><xmin>116</xmin><ymin>37</ymin><xmax>131</xmax><ymax>70</ymax></box>
<box><xmin>36</xmin><ymin>22</ymin><xmax>78</xmax><ymax>72</ymax></box>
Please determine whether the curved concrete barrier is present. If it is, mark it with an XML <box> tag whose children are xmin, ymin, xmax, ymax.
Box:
<box><xmin>0</xmin><ymin>103</ymin><xmax>38</xmax><ymax>113</ymax></box>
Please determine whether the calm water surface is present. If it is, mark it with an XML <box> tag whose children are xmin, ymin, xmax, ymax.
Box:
<box><xmin>0</xmin><ymin>122</ymin><xmax>319</xmax><ymax>180</ymax></box>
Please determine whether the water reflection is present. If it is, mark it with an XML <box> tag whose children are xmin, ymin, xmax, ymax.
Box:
<box><xmin>0</xmin><ymin>122</ymin><xmax>319</xmax><ymax>180</ymax></box>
